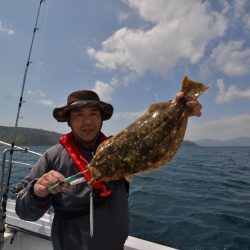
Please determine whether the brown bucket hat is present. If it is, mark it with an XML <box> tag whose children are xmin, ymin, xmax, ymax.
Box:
<box><xmin>53</xmin><ymin>90</ymin><xmax>113</xmax><ymax>122</ymax></box>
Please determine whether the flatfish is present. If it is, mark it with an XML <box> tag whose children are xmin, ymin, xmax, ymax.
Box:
<box><xmin>88</xmin><ymin>76</ymin><xmax>209</xmax><ymax>183</ymax></box>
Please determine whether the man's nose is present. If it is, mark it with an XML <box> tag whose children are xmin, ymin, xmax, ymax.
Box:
<box><xmin>81</xmin><ymin>116</ymin><xmax>92</xmax><ymax>124</ymax></box>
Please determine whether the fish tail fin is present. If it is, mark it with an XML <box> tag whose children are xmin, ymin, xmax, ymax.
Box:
<box><xmin>181</xmin><ymin>76</ymin><xmax>209</xmax><ymax>101</ymax></box>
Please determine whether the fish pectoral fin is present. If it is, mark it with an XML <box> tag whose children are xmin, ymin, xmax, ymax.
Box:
<box><xmin>124</xmin><ymin>175</ymin><xmax>133</xmax><ymax>182</ymax></box>
<box><xmin>148</xmin><ymin>102</ymin><xmax>172</xmax><ymax>113</ymax></box>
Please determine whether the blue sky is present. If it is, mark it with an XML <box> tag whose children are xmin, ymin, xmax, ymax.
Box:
<box><xmin>0</xmin><ymin>0</ymin><xmax>250</xmax><ymax>141</ymax></box>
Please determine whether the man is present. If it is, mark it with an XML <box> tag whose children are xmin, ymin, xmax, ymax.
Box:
<box><xmin>15</xmin><ymin>90</ymin><xmax>202</xmax><ymax>250</ymax></box>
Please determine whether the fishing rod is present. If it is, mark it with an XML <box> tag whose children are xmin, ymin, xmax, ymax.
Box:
<box><xmin>12</xmin><ymin>0</ymin><xmax>46</xmax><ymax>148</ymax></box>
<box><xmin>0</xmin><ymin>0</ymin><xmax>46</xmax><ymax>242</ymax></box>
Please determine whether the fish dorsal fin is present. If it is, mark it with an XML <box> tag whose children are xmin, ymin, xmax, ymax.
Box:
<box><xmin>181</xmin><ymin>76</ymin><xmax>209</xmax><ymax>101</ymax></box>
<box><xmin>148</xmin><ymin>102</ymin><xmax>172</xmax><ymax>113</ymax></box>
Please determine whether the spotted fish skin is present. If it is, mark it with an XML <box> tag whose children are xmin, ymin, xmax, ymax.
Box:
<box><xmin>88</xmin><ymin>76</ymin><xmax>209</xmax><ymax>183</ymax></box>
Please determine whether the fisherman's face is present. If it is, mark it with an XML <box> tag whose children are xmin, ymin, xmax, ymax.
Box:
<box><xmin>69</xmin><ymin>106</ymin><xmax>102</xmax><ymax>146</ymax></box>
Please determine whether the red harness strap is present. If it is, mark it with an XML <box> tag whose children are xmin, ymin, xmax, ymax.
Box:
<box><xmin>59</xmin><ymin>132</ymin><xmax>112</xmax><ymax>197</ymax></box>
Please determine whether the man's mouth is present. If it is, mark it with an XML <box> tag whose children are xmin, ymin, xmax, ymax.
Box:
<box><xmin>82</xmin><ymin>128</ymin><xmax>94</xmax><ymax>133</ymax></box>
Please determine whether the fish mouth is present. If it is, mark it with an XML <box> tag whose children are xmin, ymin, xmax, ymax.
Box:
<box><xmin>88</xmin><ymin>166</ymin><xmax>102</xmax><ymax>183</ymax></box>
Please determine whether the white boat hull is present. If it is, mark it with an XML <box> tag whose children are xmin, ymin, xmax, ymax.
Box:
<box><xmin>2</xmin><ymin>200</ymin><xmax>176</xmax><ymax>250</ymax></box>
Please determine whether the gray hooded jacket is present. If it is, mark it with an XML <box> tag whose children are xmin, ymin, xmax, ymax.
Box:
<box><xmin>15</xmin><ymin>142</ymin><xmax>129</xmax><ymax>250</ymax></box>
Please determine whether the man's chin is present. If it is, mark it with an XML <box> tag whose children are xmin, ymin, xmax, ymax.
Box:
<box><xmin>78</xmin><ymin>132</ymin><xmax>98</xmax><ymax>144</ymax></box>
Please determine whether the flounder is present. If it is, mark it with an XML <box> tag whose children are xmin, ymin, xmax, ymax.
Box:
<box><xmin>88</xmin><ymin>76</ymin><xmax>209</xmax><ymax>183</ymax></box>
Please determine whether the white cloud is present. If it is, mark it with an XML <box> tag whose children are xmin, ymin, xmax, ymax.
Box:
<box><xmin>92</xmin><ymin>80</ymin><xmax>114</xmax><ymax>102</ymax></box>
<box><xmin>220</xmin><ymin>0</ymin><xmax>250</xmax><ymax>34</ymax></box>
<box><xmin>216</xmin><ymin>79</ymin><xmax>250</xmax><ymax>103</ymax></box>
<box><xmin>220</xmin><ymin>0</ymin><xmax>247</xmax><ymax>23</ymax></box>
<box><xmin>27</xmin><ymin>90</ymin><xmax>53</xmax><ymax>107</ymax></box>
<box><xmin>87</xmin><ymin>0</ymin><xmax>227</xmax><ymax>76</ymax></box>
<box><xmin>201</xmin><ymin>40</ymin><xmax>250</xmax><ymax>77</ymax></box>
<box><xmin>243</xmin><ymin>14</ymin><xmax>250</xmax><ymax>31</ymax></box>
<box><xmin>233</xmin><ymin>0</ymin><xmax>247</xmax><ymax>19</ymax></box>
<box><xmin>214</xmin><ymin>41</ymin><xmax>250</xmax><ymax>76</ymax></box>
<box><xmin>0</xmin><ymin>21</ymin><xmax>15</xmax><ymax>35</ymax></box>
<box><xmin>185</xmin><ymin>114</ymin><xmax>250</xmax><ymax>140</ymax></box>
<box><xmin>27</xmin><ymin>90</ymin><xmax>46</xmax><ymax>98</ymax></box>
<box><xmin>35</xmin><ymin>99</ymin><xmax>53</xmax><ymax>107</ymax></box>
<box><xmin>117</xmin><ymin>12</ymin><xmax>130</xmax><ymax>23</ymax></box>
<box><xmin>219</xmin><ymin>0</ymin><xmax>231</xmax><ymax>15</ymax></box>
<box><xmin>113</xmin><ymin>110</ymin><xmax>145</xmax><ymax>120</ymax></box>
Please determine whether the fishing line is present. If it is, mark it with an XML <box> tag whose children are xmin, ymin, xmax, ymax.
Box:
<box><xmin>140</xmin><ymin>85</ymin><xmax>160</xmax><ymax>102</ymax></box>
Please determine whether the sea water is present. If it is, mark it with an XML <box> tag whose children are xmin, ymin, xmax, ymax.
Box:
<box><xmin>130</xmin><ymin>146</ymin><xmax>250</xmax><ymax>250</ymax></box>
<box><xmin>1</xmin><ymin>145</ymin><xmax>250</xmax><ymax>250</ymax></box>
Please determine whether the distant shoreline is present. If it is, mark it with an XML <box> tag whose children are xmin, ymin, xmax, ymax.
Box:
<box><xmin>1</xmin><ymin>125</ymin><xmax>249</xmax><ymax>147</ymax></box>
<box><xmin>0</xmin><ymin>125</ymin><xmax>62</xmax><ymax>146</ymax></box>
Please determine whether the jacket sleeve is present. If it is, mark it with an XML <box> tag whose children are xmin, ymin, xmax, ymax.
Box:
<box><xmin>15</xmin><ymin>151</ymin><xmax>53</xmax><ymax>221</ymax></box>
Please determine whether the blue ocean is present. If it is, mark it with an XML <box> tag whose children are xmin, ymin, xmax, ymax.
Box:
<box><xmin>1</xmin><ymin>145</ymin><xmax>250</xmax><ymax>250</ymax></box>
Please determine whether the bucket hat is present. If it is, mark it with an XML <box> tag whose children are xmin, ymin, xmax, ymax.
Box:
<box><xmin>53</xmin><ymin>90</ymin><xmax>113</xmax><ymax>122</ymax></box>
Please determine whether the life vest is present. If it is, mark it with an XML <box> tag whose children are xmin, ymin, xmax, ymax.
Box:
<box><xmin>59</xmin><ymin>132</ymin><xmax>112</xmax><ymax>197</ymax></box>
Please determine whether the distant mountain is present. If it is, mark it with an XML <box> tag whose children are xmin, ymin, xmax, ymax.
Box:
<box><xmin>195</xmin><ymin>137</ymin><xmax>250</xmax><ymax>147</ymax></box>
<box><xmin>2</xmin><ymin>126</ymin><xmax>247</xmax><ymax>147</ymax></box>
<box><xmin>0</xmin><ymin>126</ymin><xmax>62</xmax><ymax>146</ymax></box>
<box><xmin>0</xmin><ymin>126</ymin><xmax>200</xmax><ymax>147</ymax></box>
<box><xmin>182</xmin><ymin>140</ymin><xmax>200</xmax><ymax>146</ymax></box>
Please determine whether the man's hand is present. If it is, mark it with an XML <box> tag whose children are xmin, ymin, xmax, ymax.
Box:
<box><xmin>172</xmin><ymin>92</ymin><xmax>203</xmax><ymax>117</ymax></box>
<box><xmin>33</xmin><ymin>170</ymin><xmax>70</xmax><ymax>197</ymax></box>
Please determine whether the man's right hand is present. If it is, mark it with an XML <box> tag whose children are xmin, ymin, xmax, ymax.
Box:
<box><xmin>33</xmin><ymin>170</ymin><xmax>69</xmax><ymax>197</ymax></box>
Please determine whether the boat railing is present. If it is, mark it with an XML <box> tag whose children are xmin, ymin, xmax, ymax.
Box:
<box><xmin>0</xmin><ymin>140</ymin><xmax>43</xmax><ymax>157</ymax></box>
<box><xmin>0</xmin><ymin>140</ymin><xmax>43</xmax><ymax>243</ymax></box>
<box><xmin>0</xmin><ymin>140</ymin><xmax>42</xmax><ymax>197</ymax></box>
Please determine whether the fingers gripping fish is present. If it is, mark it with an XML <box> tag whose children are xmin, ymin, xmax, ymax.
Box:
<box><xmin>87</xmin><ymin>76</ymin><xmax>209</xmax><ymax>183</ymax></box>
